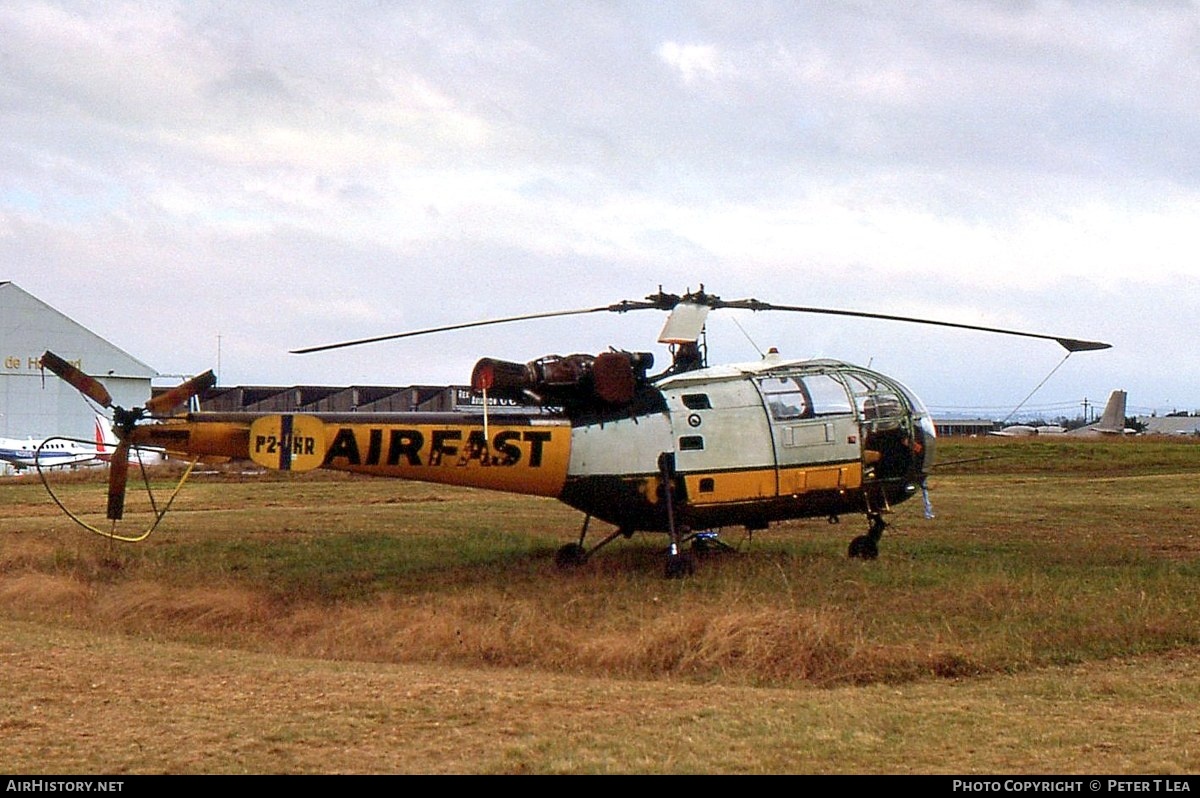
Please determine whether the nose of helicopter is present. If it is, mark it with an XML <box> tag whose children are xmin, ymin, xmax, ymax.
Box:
<box><xmin>916</xmin><ymin>413</ymin><xmax>937</xmax><ymax>474</ymax></box>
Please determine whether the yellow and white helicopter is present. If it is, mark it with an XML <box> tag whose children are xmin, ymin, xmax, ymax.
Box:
<box><xmin>40</xmin><ymin>287</ymin><xmax>1110</xmax><ymax>577</ymax></box>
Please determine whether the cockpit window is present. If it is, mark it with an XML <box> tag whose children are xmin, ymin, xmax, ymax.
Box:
<box><xmin>845</xmin><ymin>372</ymin><xmax>906</xmax><ymax>422</ymax></box>
<box><xmin>805</xmin><ymin>373</ymin><xmax>853</xmax><ymax>415</ymax></box>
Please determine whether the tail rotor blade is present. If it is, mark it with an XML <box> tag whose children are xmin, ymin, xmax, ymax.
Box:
<box><xmin>40</xmin><ymin>351</ymin><xmax>114</xmax><ymax>408</ymax></box>
<box><xmin>106</xmin><ymin>441</ymin><xmax>130</xmax><ymax>521</ymax></box>
<box><xmin>144</xmin><ymin>370</ymin><xmax>216</xmax><ymax>415</ymax></box>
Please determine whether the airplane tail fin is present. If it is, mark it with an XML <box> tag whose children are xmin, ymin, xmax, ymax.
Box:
<box><xmin>1095</xmin><ymin>390</ymin><xmax>1127</xmax><ymax>434</ymax></box>
<box><xmin>94</xmin><ymin>414</ymin><xmax>117</xmax><ymax>459</ymax></box>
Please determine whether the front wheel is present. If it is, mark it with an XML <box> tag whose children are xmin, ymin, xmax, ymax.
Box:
<box><xmin>848</xmin><ymin>535</ymin><xmax>879</xmax><ymax>560</ymax></box>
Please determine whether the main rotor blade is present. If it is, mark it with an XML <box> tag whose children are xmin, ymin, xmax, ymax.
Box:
<box><xmin>290</xmin><ymin>287</ymin><xmax>1110</xmax><ymax>356</ymax></box>
<box><xmin>144</xmin><ymin>370</ymin><xmax>217</xmax><ymax>415</ymax></box>
<box><xmin>40</xmin><ymin>351</ymin><xmax>114</xmax><ymax>407</ymax></box>
<box><xmin>106</xmin><ymin>441</ymin><xmax>130</xmax><ymax>521</ymax></box>
<box><xmin>716</xmin><ymin>300</ymin><xmax>1111</xmax><ymax>353</ymax></box>
<box><xmin>290</xmin><ymin>305</ymin><xmax>625</xmax><ymax>354</ymax></box>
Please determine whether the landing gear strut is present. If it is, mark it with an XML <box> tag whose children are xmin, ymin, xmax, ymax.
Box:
<box><xmin>554</xmin><ymin>515</ymin><xmax>633</xmax><ymax>570</ymax></box>
<box><xmin>659</xmin><ymin>452</ymin><xmax>694</xmax><ymax>579</ymax></box>
<box><xmin>686</xmin><ymin>529</ymin><xmax>736</xmax><ymax>556</ymax></box>
<box><xmin>553</xmin><ymin>452</ymin><xmax>698</xmax><ymax>579</ymax></box>
<box><xmin>848</xmin><ymin>512</ymin><xmax>887</xmax><ymax>560</ymax></box>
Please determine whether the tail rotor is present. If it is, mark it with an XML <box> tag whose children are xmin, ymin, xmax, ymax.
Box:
<box><xmin>40</xmin><ymin>350</ymin><xmax>216</xmax><ymax>523</ymax></box>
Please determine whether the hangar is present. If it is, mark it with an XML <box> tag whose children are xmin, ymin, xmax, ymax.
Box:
<box><xmin>0</xmin><ymin>282</ymin><xmax>157</xmax><ymax>460</ymax></box>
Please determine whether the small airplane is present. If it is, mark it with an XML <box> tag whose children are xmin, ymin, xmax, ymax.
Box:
<box><xmin>991</xmin><ymin>390</ymin><xmax>1129</xmax><ymax>437</ymax></box>
<box><xmin>0</xmin><ymin>415</ymin><xmax>113</xmax><ymax>472</ymax></box>
<box><xmin>38</xmin><ymin>287</ymin><xmax>1111</xmax><ymax>576</ymax></box>
<box><xmin>0</xmin><ymin>413</ymin><xmax>168</xmax><ymax>473</ymax></box>
<box><xmin>991</xmin><ymin>423</ymin><xmax>1067</xmax><ymax>437</ymax></box>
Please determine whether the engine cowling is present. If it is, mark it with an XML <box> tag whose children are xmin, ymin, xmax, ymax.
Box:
<box><xmin>471</xmin><ymin>351</ymin><xmax>654</xmax><ymax>408</ymax></box>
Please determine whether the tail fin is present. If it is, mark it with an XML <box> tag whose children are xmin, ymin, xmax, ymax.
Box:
<box><xmin>94</xmin><ymin>414</ymin><xmax>117</xmax><ymax>459</ymax></box>
<box><xmin>1095</xmin><ymin>390</ymin><xmax>1128</xmax><ymax>434</ymax></box>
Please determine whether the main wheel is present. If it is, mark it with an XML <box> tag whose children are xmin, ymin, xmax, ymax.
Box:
<box><xmin>665</xmin><ymin>552</ymin><xmax>695</xmax><ymax>579</ymax></box>
<box><xmin>555</xmin><ymin>543</ymin><xmax>588</xmax><ymax>569</ymax></box>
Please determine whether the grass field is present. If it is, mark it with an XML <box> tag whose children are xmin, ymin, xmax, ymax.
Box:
<box><xmin>2</xmin><ymin>437</ymin><xmax>1199</xmax><ymax>773</ymax></box>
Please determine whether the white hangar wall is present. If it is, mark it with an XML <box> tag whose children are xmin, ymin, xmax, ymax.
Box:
<box><xmin>0</xmin><ymin>282</ymin><xmax>157</xmax><ymax>442</ymax></box>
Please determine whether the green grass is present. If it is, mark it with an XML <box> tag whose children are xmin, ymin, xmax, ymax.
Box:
<box><xmin>932</xmin><ymin>435</ymin><xmax>1200</xmax><ymax>475</ymax></box>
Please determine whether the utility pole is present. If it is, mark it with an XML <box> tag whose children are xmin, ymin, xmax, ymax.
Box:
<box><xmin>1081</xmin><ymin>397</ymin><xmax>1092</xmax><ymax>424</ymax></box>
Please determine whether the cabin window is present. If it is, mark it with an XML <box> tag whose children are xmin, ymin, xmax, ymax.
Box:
<box><xmin>759</xmin><ymin>377</ymin><xmax>812</xmax><ymax>421</ymax></box>
<box><xmin>759</xmin><ymin>374</ymin><xmax>852</xmax><ymax>420</ymax></box>
<box><xmin>678</xmin><ymin>435</ymin><xmax>705</xmax><ymax>451</ymax></box>
<box><xmin>681</xmin><ymin>394</ymin><xmax>711</xmax><ymax>410</ymax></box>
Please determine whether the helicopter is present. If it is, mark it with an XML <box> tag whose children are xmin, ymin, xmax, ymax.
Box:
<box><xmin>39</xmin><ymin>286</ymin><xmax>1110</xmax><ymax>578</ymax></box>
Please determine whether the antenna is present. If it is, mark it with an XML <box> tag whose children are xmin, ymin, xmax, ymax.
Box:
<box><xmin>729</xmin><ymin>315</ymin><xmax>764</xmax><ymax>357</ymax></box>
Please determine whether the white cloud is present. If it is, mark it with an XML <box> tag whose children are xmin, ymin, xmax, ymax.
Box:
<box><xmin>656</xmin><ymin>41</ymin><xmax>721</xmax><ymax>84</ymax></box>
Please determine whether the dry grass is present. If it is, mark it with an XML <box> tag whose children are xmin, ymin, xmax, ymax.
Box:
<box><xmin>3</xmin><ymin>438</ymin><xmax>1200</xmax><ymax>773</ymax></box>
<box><xmin>3</xmin><ymin>619</ymin><xmax>1199</xmax><ymax>774</ymax></box>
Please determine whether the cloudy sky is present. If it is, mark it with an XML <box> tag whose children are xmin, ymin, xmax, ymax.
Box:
<box><xmin>3</xmin><ymin>1</ymin><xmax>1198</xmax><ymax>420</ymax></box>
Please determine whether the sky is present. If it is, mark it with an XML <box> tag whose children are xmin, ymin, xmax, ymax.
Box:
<box><xmin>3</xmin><ymin>0</ymin><xmax>1199</xmax><ymax>421</ymax></box>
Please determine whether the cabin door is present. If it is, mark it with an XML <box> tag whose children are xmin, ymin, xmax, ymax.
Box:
<box><xmin>755</xmin><ymin>373</ymin><xmax>861</xmax><ymax>495</ymax></box>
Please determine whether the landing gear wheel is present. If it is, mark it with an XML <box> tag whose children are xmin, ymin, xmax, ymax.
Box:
<box><xmin>555</xmin><ymin>543</ymin><xmax>588</xmax><ymax>569</ymax></box>
<box><xmin>665</xmin><ymin>552</ymin><xmax>695</xmax><ymax>579</ymax></box>
<box><xmin>848</xmin><ymin>534</ymin><xmax>879</xmax><ymax>560</ymax></box>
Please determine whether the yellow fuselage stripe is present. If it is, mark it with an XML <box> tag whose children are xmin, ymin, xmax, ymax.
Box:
<box><xmin>137</xmin><ymin>419</ymin><xmax>572</xmax><ymax>497</ymax></box>
<box><xmin>682</xmin><ymin>462</ymin><xmax>863</xmax><ymax>505</ymax></box>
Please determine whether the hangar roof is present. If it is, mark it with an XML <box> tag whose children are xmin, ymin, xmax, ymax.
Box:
<box><xmin>1</xmin><ymin>281</ymin><xmax>157</xmax><ymax>379</ymax></box>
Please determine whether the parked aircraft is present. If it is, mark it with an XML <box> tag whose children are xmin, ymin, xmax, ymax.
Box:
<box><xmin>992</xmin><ymin>390</ymin><xmax>1129</xmax><ymax>437</ymax></box>
<box><xmin>41</xmin><ymin>287</ymin><xmax>1111</xmax><ymax>575</ymax></box>
<box><xmin>992</xmin><ymin>424</ymin><xmax>1065</xmax><ymax>437</ymax></box>
<box><xmin>0</xmin><ymin>415</ymin><xmax>111</xmax><ymax>471</ymax></box>
<box><xmin>0</xmin><ymin>414</ymin><xmax>168</xmax><ymax>473</ymax></box>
